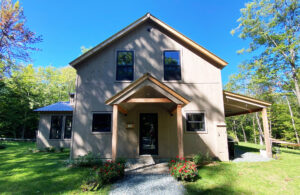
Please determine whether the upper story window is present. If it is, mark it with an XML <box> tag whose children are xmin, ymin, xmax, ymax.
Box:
<box><xmin>186</xmin><ymin>113</ymin><xmax>206</xmax><ymax>132</ymax></box>
<box><xmin>164</xmin><ymin>51</ymin><xmax>181</xmax><ymax>80</ymax></box>
<box><xmin>116</xmin><ymin>51</ymin><xmax>134</xmax><ymax>81</ymax></box>
<box><xmin>92</xmin><ymin>113</ymin><xmax>112</xmax><ymax>132</ymax></box>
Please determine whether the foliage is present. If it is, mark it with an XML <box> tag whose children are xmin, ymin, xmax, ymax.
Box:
<box><xmin>0</xmin><ymin>141</ymin><xmax>110</xmax><ymax>194</ymax></box>
<box><xmin>0</xmin><ymin>64</ymin><xmax>76</xmax><ymax>139</ymax></box>
<box><xmin>185</xmin><ymin>142</ymin><xmax>300</xmax><ymax>194</ymax></box>
<box><xmin>193</xmin><ymin>152</ymin><xmax>212</xmax><ymax>165</ymax></box>
<box><xmin>231</xmin><ymin>0</ymin><xmax>300</xmax><ymax>105</ymax></box>
<box><xmin>72</xmin><ymin>152</ymin><xmax>103</xmax><ymax>167</ymax></box>
<box><xmin>80</xmin><ymin>160</ymin><xmax>125</xmax><ymax>192</ymax></box>
<box><xmin>45</xmin><ymin>146</ymin><xmax>56</xmax><ymax>153</ymax></box>
<box><xmin>0</xmin><ymin>0</ymin><xmax>42</xmax><ymax>76</ymax></box>
<box><xmin>0</xmin><ymin>144</ymin><xmax>6</xmax><ymax>149</ymax></box>
<box><xmin>96</xmin><ymin>160</ymin><xmax>125</xmax><ymax>185</ymax></box>
<box><xmin>168</xmin><ymin>156</ymin><xmax>198</xmax><ymax>182</ymax></box>
<box><xmin>115</xmin><ymin>157</ymin><xmax>127</xmax><ymax>166</ymax></box>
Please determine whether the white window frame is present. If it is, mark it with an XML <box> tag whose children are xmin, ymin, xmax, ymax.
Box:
<box><xmin>91</xmin><ymin>111</ymin><xmax>113</xmax><ymax>134</ymax></box>
<box><xmin>184</xmin><ymin>111</ymin><xmax>207</xmax><ymax>134</ymax></box>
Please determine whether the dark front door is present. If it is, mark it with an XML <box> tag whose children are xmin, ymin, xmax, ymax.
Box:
<box><xmin>139</xmin><ymin>113</ymin><xmax>158</xmax><ymax>155</ymax></box>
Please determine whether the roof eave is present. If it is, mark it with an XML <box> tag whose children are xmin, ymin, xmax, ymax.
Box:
<box><xmin>69</xmin><ymin>13</ymin><xmax>228</xmax><ymax>69</ymax></box>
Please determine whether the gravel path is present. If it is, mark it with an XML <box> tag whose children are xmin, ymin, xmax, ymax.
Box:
<box><xmin>109</xmin><ymin>174</ymin><xmax>185</xmax><ymax>195</ymax></box>
<box><xmin>233</xmin><ymin>149</ymin><xmax>273</xmax><ymax>162</ymax></box>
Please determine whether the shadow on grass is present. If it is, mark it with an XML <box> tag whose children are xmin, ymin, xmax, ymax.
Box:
<box><xmin>0</xmin><ymin>141</ymin><xmax>95</xmax><ymax>194</ymax></box>
<box><xmin>185</xmin><ymin>163</ymin><xmax>250</xmax><ymax>195</ymax></box>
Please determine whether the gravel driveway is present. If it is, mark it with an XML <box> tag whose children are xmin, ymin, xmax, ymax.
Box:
<box><xmin>109</xmin><ymin>174</ymin><xmax>185</xmax><ymax>195</ymax></box>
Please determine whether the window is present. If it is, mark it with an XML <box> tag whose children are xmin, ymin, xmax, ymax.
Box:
<box><xmin>64</xmin><ymin>116</ymin><xmax>73</xmax><ymax>139</ymax></box>
<box><xmin>92</xmin><ymin>113</ymin><xmax>112</xmax><ymax>132</ymax></box>
<box><xmin>50</xmin><ymin>116</ymin><xmax>63</xmax><ymax>139</ymax></box>
<box><xmin>164</xmin><ymin>51</ymin><xmax>181</xmax><ymax>80</ymax></box>
<box><xmin>186</xmin><ymin>113</ymin><xmax>205</xmax><ymax>132</ymax></box>
<box><xmin>116</xmin><ymin>51</ymin><xmax>134</xmax><ymax>81</ymax></box>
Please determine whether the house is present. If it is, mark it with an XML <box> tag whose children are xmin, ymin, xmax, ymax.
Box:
<box><xmin>35</xmin><ymin>13</ymin><xmax>272</xmax><ymax>161</ymax></box>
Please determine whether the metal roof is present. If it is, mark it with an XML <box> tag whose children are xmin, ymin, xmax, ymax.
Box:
<box><xmin>34</xmin><ymin>102</ymin><xmax>73</xmax><ymax>112</ymax></box>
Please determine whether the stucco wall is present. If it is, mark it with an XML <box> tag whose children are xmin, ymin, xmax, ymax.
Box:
<box><xmin>37</xmin><ymin>113</ymin><xmax>72</xmax><ymax>149</ymax></box>
<box><xmin>71</xmin><ymin>20</ymin><xmax>228</xmax><ymax>161</ymax></box>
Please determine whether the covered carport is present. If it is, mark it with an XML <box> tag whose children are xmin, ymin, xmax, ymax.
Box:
<box><xmin>223</xmin><ymin>91</ymin><xmax>272</xmax><ymax>158</ymax></box>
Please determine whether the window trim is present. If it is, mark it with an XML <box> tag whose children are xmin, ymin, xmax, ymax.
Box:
<box><xmin>116</xmin><ymin>50</ymin><xmax>134</xmax><ymax>81</ymax></box>
<box><xmin>163</xmin><ymin>50</ymin><xmax>182</xmax><ymax>81</ymax></box>
<box><xmin>184</xmin><ymin>111</ymin><xmax>207</xmax><ymax>134</ymax></box>
<box><xmin>49</xmin><ymin>115</ymin><xmax>63</xmax><ymax>139</ymax></box>
<box><xmin>64</xmin><ymin>115</ymin><xmax>73</xmax><ymax>139</ymax></box>
<box><xmin>91</xmin><ymin>112</ymin><xmax>113</xmax><ymax>134</ymax></box>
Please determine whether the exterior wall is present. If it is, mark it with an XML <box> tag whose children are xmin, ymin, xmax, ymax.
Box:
<box><xmin>36</xmin><ymin>113</ymin><xmax>72</xmax><ymax>149</ymax></box>
<box><xmin>71</xmin><ymin>20</ymin><xmax>229</xmax><ymax>161</ymax></box>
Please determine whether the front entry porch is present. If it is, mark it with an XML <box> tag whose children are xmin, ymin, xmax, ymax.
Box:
<box><xmin>106</xmin><ymin>73</ymin><xmax>190</xmax><ymax>161</ymax></box>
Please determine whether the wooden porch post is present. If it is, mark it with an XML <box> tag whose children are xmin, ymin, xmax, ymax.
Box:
<box><xmin>177</xmin><ymin>104</ymin><xmax>184</xmax><ymax>158</ymax></box>
<box><xmin>262</xmin><ymin>107</ymin><xmax>272</xmax><ymax>158</ymax></box>
<box><xmin>112</xmin><ymin>104</ymin><xmax>118</xmax><ymax>161</ymax></box>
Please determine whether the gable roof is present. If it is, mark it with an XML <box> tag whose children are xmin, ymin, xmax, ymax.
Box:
<box><xmin>105</xmin><ymin>73</ymin><xmax>190</xmax><ymax>105</ymax></box>
<box><xmin>34</xmin><ymin>102</ymin><xmax>73</xmax><ymax>112</ymax></box>
<box><xmin>70</xmin><ymin>13</ymin><xmax>228</xmax><ymax>69</ymax></box>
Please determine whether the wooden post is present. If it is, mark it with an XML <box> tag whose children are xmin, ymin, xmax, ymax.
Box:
<box><xmin>177</xmin><ymin>104</ymin><xmax>184</xmax><ymax>158</ymax></box>
<box><xmin>262</xmin><ymin>107</ymin><xmax>272</xmax><ymax>158</ymax></box>
<box><xmin>112</xmin><ymin>104</ymin><xmax>118</xmax><ymax>161</ymax></box>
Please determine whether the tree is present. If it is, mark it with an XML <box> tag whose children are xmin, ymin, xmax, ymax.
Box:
<box><xmin>231</xmin><ymin>0</ymin><xmax>300</xmax><ymax>106</ymax></box>
<box><xmin>0</xmin><ymin>0</ymin><xmax>41</xmax><ymax>76</ymax></box>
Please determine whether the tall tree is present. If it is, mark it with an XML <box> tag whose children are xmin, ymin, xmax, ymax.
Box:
<box><xmin>0</xmin><ymin>0</ymin><xmax>41</xmax><ymax>76</ymax></box>
<box><xmin>231</xmin><ymin>0</ymin><xmax>300</xmax><ymax>106</ymax></box>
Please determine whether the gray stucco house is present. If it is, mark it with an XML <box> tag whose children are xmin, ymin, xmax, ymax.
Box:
<box><xmin>35</xmin><ymin>13</ymin><xmax>273</xmax><ymax>161</ymax></box>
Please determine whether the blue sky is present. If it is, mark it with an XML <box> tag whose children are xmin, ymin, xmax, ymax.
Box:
<box><xmin>21</xmin><ymin>0</ymin><xmax>253</xmax><ymax>84</ymax></box>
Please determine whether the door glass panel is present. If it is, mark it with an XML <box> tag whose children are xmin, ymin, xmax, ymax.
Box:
<box><xmin>140</xmin><ymin>113</ymin><xmax>158</xmax><ymax>155</ymax></box>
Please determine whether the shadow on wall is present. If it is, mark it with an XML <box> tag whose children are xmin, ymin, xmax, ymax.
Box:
<box><xmin>71</xmin><ymin>20</ymin><xmax>225</xmax><ymax>159</ymax></box>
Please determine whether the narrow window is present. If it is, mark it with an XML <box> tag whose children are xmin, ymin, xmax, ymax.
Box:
<box><xmin>64</xmin><ymin>116</ymin><xmax>73</xmax><ymax>139</ymax></box>
<box><xmin>50</xmin><ymin>116</ymin><xmax>63</xmax><ymax>139</ymax></box>
<box><xmin>92</xmin><ymin>113</ymin><xmax>112</xmax><ymax>132</ymax></box>
<box><xmin>164</xmin><ymin>51</ymin><xmax>181</xmax><ymax>80</ymax></box>
<box><xmin>186</xmin><ymin>113</ymin><xmax>205</xmax><ymax>132</ymax></box>
<box><xmin>116</xmin><ymin>51</ymin><xmax>134</xmax><ymax>81</ymax></box>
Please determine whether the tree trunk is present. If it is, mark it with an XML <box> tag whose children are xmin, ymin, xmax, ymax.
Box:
<box><xmin>233</xmin><ymin>120</ymin><xmax>239</xmax><ymax>142</ymax></box>
<box><xmin>256</xmin><ymin>112</ymin><xmax>264</xmax><ymax>145</ymax></box>
<box><xmin>252</xmin><ymin>115</ymin><xmax>257</xmax><ymax>144</ymax></box>
<box><xmin>291</xmin><ymin>64</ymin><xmax>300</xmax><ymax>106</ymax></box>
<box><xmin>240</xmin><ymin>122</ymin><xmax>248</xmax><ymax>142</ymax></box>
<box><xmin>21</xmin><ymin>110</ymin><xmax>27</xmax><ymax>139</ymax></box>
<box><xmin>286</xmin><ymin>96</ymin><xmax>300</xmax><ymax>144</ymax></box>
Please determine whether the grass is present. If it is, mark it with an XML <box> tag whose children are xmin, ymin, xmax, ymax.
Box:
<box><xmin>185</xmin><ymin>142</ymin><xmax>300</xmax><ymax>195</ymax></box>
<box><xmin>0</xmin><ymin>141</ymin><xmax>110</xmax><ymax>195</ymax></box>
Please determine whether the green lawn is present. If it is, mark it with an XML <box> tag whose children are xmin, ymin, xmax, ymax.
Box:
<box><xmin>1</xmin><ymin>141</ymin><xmax>299</xmax><ymax>195</ymax></box>
<box><xmin>0</xmin><ymin>141</ymin><xmax>110</xmax><ymax>195</ymax></box>
<box><xmin>185</xmin><ymin>142</ymin><xmax>300</xmax><ymax>195</ymax></box>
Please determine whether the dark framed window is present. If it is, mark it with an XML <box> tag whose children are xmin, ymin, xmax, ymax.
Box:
<box><xmin>64</xmin><ymin>116</ymin><xmax>73</xmax><ymax>139</ymax></box>
<box><xmin>92</xmin><ymin>113</ymin><xmax>112</xmax><ymax>132</ymax></box>
<box><xmin>186</xmin><ymin>113</ymin><xmax>205</xmax><ymax>132</ymax></box>
<box><xmin>116</xmin><ymin>51</ymin><xmax>134</xmax><ymax>81</ymax></box>
<box><xmin>164</xmin><ymin>51</ymin><xmax>181</xmax><ymax>80</ymax></box>
<box><xmin>50</xmin><ymin>116</ymin><xmax>63</xmax><ymax>139</ymax></box>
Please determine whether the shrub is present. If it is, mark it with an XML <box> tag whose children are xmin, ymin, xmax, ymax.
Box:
<box><xmin>59</xmin><ymin>147</ymin><xmax>64</xmax><ymax>152</ymax></box>
<box><xmin>96</xmin><ymin>160</ymin><xmax>125</xmax><ymax>185</ymax></box>
<box><xmin>115</xmin><ymin>157</ymin><xmax>127</xmax><ymax>166</ymax></box>
<box><xmin>45</xmin><ymin>147</ymin><xmax>56</xmax><ymax>153</ymax></box>
<box><xmin>74</xmin><ymin>152</ymin><xmax>103</xmax><ymax>167</ymax></box>
<box><xmin>193</xmin><ymin>152</ymin><xmax>212</xmax><ymax>165</ymax></box>
<box><xmin>168</xmin><ymin>156</ymin><xmax>198</xmax><ymax>182</ymax></box>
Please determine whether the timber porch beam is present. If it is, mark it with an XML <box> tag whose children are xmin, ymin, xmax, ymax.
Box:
<box><xmin>125</xmin><ymin>98</ymin><xmax>172</xmax><ymax>103</ymax></box>
<box><xmin>117</xmin><ymin>105</ymin><xmax>128</xmax><ymax>115</ymax></box>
